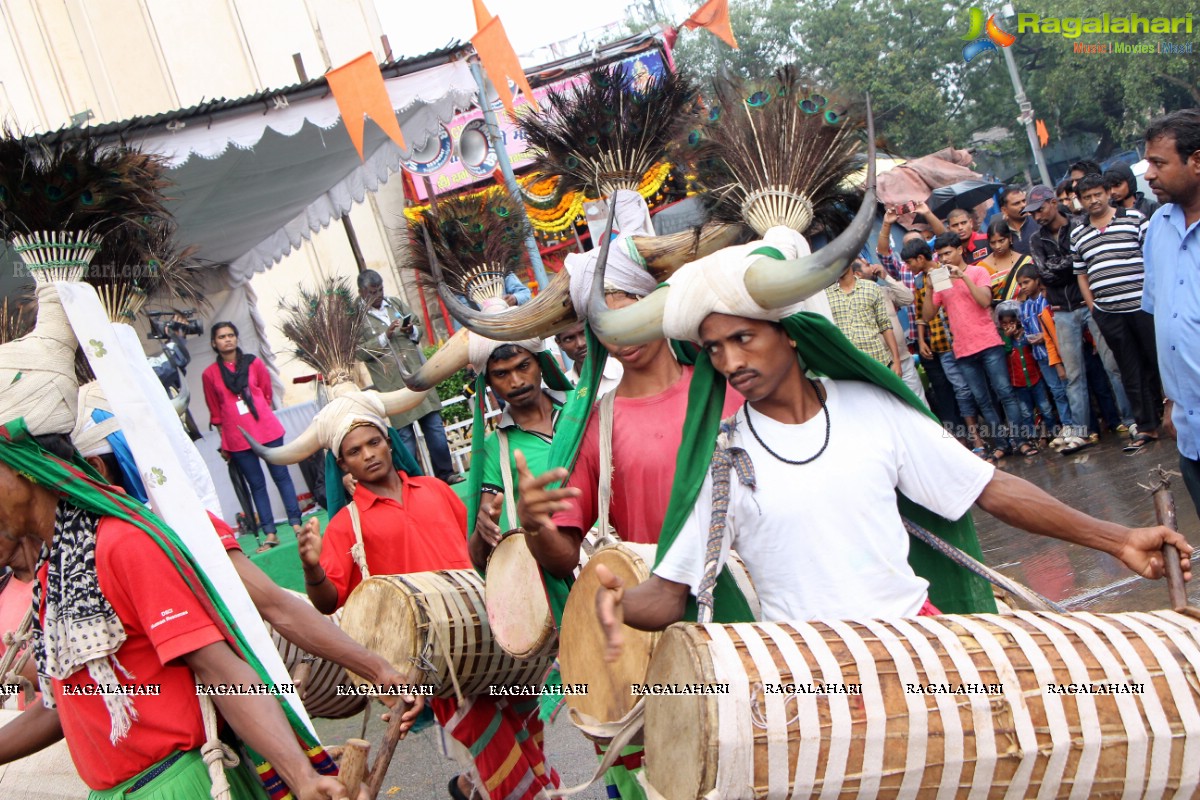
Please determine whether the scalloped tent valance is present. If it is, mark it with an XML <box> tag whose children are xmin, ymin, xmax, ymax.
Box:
<box><xmin>119</xmin><ymin>54</ymin><xmax>477</xmax><ymax>285</ymax></box>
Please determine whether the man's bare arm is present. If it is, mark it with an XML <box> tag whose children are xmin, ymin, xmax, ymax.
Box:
<box><xmin>0</xmin><ymin>703</ymin><xmax>63</xmax><ymax>764</ymax></box>
<box><xmin>296</xmin><ymin>517</ymin><xmax>339</xmax><ymax>614</ymax></box>
<box><xmin>976</xmin><ymin>470</ymin><xmax>1193</xmax><ymax>580</ymax></box>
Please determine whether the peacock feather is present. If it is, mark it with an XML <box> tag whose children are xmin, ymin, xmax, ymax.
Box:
<box><xmin>693</xmin><ymin>67</ymin><xmax>864</xmax><ymax>236</ymax></box>
<box><xmin>278</xmin><ymin>277</ymin><xmax>368</xmax><ymax>387</ymax></box>
<box><xmin>406</xmin><ymin>193</ymin><xmax>530</xmax><ymax>307</ymax></box>
<box><xmin>517</xmin><ymin>65</ymin><xmax>699</xmax><ymax>198</ymax></box>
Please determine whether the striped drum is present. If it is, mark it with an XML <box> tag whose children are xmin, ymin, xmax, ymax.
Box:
<box><xmin>644</xmin><ymin>610</ymin><xmax>1200</xmax><ymax>799</ymax></box>
<box><xmin>339</xmin><ymin>570</ymin><xmax>553</xmax><ymax>699</ymax></box>
<box><xmin>269</xmin><ymin>593</ymin><xmax>366</xmax><ymax>719</ymax></box>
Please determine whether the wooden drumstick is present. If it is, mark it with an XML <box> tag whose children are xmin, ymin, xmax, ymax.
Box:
<box><xmin>292</xmin><ymin>659</ymin><xmax>313</xmax><ymax>701</ymax></box>
<box><xmin>1147</xmin><ymin>467</ymin><xmax>1189</xmax><ymax>612</ymax></box>
<box><xmin>366</xmin><ymin>701</ymin><xmax>412</xmax><ymax>798</ymax></box>
<box><xmin>339</xmin><ymin>738</ymin><xmax>370</xmax><ymax>797</ymax></box>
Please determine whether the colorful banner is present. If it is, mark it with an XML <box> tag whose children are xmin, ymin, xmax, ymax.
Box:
<box><xmin>408</xmin><ymin>49</ymin><xmax>666</xmax><ymax>199</ymax></box>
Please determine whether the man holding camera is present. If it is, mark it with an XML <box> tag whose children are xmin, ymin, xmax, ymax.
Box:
<box><xmin>356</xmin><ymin>270</ymin><xmax>463</xmax><ymax>484</ymax></box>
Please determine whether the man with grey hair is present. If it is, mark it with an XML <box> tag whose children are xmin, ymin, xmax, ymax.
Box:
<box><xmin>356</xmin><ymin>269</ymin><xmax>463</xmax><ymax>484</ymax></box>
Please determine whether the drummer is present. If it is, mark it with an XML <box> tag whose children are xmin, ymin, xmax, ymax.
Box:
<box><xmin>0</xmin><ymin>284</ymin><xmax>352</xmax><ymax>799</ymax></box>
<box><xmin>583</xmin><ymin>234</ymin><xmax>1194</xmax><ymax>652</ymax></box>
<box><xmin>296</xmin><ymin>406</ymin><xmax>560</xmax><ymax>800</ymax></box>
<box><xmin>69</xmin><ymin>383</ymin><xmax>425</xmax><ymax>730</ymax></box>
<box><xmin>467</xmin><ymin>335</ymin><xmax>571</xmax><ymax>572</ymax></box>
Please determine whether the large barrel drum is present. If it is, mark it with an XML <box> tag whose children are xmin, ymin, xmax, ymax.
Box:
<box><xmin>339</xmin><ymin>570</ymin><xmax>554</xmax><ymax>699</ymax></box>
<box><xmin>485</xmin><ymin>532</ymin><xmax>557</xmax><ymax>660</ymax></box>
<box><xmin>644</xmin><ymin>610</ymin><xmax>1200</xmax><ymax>799</ymax></box>
<box><xmin>269</xmin><ymin>591</ymin><xmax>366</xmax><ymax>719</ymax></box>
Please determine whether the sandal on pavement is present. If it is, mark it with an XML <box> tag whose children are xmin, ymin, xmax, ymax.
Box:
<box><xmin>1059</xmin><ymin>436</ymin><xmax>1093</xmax><ymax>455</ymax></box>
<box><xmin>448</xmin><ymin>776</ymin><xmax>473</xmax><ymax>800</ymax></box>
<box><xmin>1123</xmin><ymin>433</ymin><xmax>1155</xmax><ymax>454</ymax></box>
<box><xmin>991</xmin><ymin>447</ymin><xmax>1009</xmax><ymax>461</ymax></box>
<box><xmin>1018</xmin><ymin>443</ymin><xmax>1040</xmax><ymax>457</ymax></box>
<box><xmin>256</xmin><ymin>533</ymin><xmax>280</xmax><ymax>553</ymax></box>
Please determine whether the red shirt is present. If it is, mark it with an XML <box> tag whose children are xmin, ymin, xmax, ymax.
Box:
<box><xmin>553</xmin><ymin>366</ymin><xmax>743</xmax><ymax>544</ymax></box>
<box><xmin>211</xmin><ymin>512</ymin><xmax>241</xmax><ymax>553</ymax></box>
<box><xmin>40</xmin><ymin>517</ymin><xmax>225</xmax><ymax>790</ymax></box>
<box><xmin>960</xmin><ymin>231</ymin><xmax>992</xmax><ymax>265</ymax></box>
<box><xmin>319</xmin><ymin>472</ymin><xmax>470</xmax><ymax>609</ymax></box>
<box><xmin>202</xmin><ymin>358</ymin><xmax>285</xmax><ymax>452</ymax></box>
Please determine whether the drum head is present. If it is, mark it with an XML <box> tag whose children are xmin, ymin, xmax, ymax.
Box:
<box><xmin>486</xmin><ymin>533</ymin><xmax>556</xmax><ymax>660</ymax></box>
<box><xmin>339</xmin><ymin>576</ymin><xmax>421</xmax><ymax>685</ymax></box>
<box><xmin>560</xmin><ymin>545</ymin><xmax>657</xmax><ymax>723</ymax></box>
<box><xmin>643</xmin><ymin>626</ymin><xmax>714</xmax><ymax>800</ymax></box>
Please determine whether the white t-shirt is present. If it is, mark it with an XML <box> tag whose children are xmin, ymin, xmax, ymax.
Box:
<box><xmin>654</xmin><ymin>378</ymin><xmax>994</xmax><ymax>622</ymax></box>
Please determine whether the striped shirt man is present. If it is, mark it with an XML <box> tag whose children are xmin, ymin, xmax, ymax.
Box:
<box><xmin>1070</xmin><ymin>207</ymin><xmax>1148</xmax><ymax>312</ymax></box>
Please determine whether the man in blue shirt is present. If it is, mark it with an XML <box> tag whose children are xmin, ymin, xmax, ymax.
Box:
<box><xmin>1142</xmin><ymin>109</ymin><xmax>1200</xmax><ymax>514</ymax></box>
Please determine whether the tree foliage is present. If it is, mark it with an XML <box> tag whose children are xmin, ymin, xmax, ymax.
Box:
<box><xmin>623</xmin><ymin>0</ymin><xmax>1199</xmax><ymax>163</ymax></box>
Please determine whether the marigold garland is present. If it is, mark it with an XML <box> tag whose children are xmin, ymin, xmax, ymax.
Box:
<box><xmin>403</xmin><ymin>162</ymin><xmax>675</xmax><ymax>243</ymax></box>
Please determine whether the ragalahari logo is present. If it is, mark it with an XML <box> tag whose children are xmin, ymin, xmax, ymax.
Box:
<box><xmin>961</xmin><ymin>7</ymin><xmax>1016</xmax><ymax>62</ymax></box>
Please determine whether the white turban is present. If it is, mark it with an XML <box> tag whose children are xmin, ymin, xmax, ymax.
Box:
<box><xmin>661</xmin><ymin>226</ymin><xmax>830</xmax><ymax>343</ymax></box>
<box><xmin>71</xmin><ymin>381</ymin><xmax>120</xmax><ymax>457</ymax></box>
<box><xmin>566</xmin><ymin>189</ymin><xmax>660</xmax><ymax>320</ymax></box>
<box><xmin>0</xmin><ymin>284</ymin><xmax>80</xmax><ymax>436</ymax></box>
<box><xmin>313</xmin><ymin>392</ymin><xmax>391</xmax><ymax>458</ymax></box>
<box><xmin>468</xmin><ymin>333</ymin><xmax>545</xmax><ymax>375</ymax></box>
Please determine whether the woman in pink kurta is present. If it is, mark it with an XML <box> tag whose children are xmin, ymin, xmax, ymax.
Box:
<box><xmin>202</xmin><ymin>321</ymin><xmax>302</xmax><ymax>548</ymax></box>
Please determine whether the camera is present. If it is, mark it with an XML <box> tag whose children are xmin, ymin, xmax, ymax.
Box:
<box><xmin>146</xmin><ymin>309</ymin><xmax>202</xmax><ymax>341</ymax></box>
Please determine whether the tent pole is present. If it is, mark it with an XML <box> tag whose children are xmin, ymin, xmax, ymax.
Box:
<box><xmin>342</xmin><ymin>215</ymin><xmax>368</xmax><ymax>273</ymax></box>
<box><xmin>467</xmin><ymin>56</ymin><xmax>549</xmax><ymax>291</ymax></box>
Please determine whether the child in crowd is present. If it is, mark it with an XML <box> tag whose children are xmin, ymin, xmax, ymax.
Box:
<box><xmin>996</xmin><ymin>301</ymin><xmax>1053</xmax><ymax>455</ymax></box>
<box><xmin>1014</xmin><ymin>265</ymin><xmax>1081</xmax><ymax>453</ymax></box>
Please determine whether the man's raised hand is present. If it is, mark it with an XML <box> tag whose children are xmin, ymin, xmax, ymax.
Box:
<box><xmin>514</xmin><ymin>449</ymin><xmax>579</xmax><ymax>537</ymax></box>
<box><xmin>296</xmin><ymin>516</ymin><xmax>323</xmax><ymax>568</ymax></box>
<box><xmin>595</xmin><ymin>564</ymin><xmax>626</xmax><ymax>663</ymax></box>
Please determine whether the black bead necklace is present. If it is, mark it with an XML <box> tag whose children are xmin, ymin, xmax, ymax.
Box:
<box><xmin>743</xmin><ymin>379</ymin><xmax>831</xmax><ymax>466</ymax></box>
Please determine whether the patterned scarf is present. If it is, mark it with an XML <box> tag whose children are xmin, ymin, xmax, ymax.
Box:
<box><xmin>30</xmin><ymin>502</ymin><xmax>137</xmax><ymax>744</ymax></box>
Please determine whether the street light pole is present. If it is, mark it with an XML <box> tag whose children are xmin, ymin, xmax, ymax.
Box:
<box><xmin>998</xmin><ymin>4</ymin><xmax>1052</xmax><ymax>186</ymax></box>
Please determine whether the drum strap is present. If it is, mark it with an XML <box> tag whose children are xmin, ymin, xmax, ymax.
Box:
<box><xmin>595</xmin><ymin>390</ymin><xmax>619</xmax><ymax>548</ymax></box>
<box><xmin>496</xmin><ymin>430</ymin><xmax>519</xmax><ymax>532</ymax></box>
<box><xmin>348</xmin><ymin>501</ymin><xmax>371</xmax><ymax>580</ymax></box>
<box><xmin>549</xmin><ymin>700</ymin><xmax>646</xmax><ymax>798</ymax></box>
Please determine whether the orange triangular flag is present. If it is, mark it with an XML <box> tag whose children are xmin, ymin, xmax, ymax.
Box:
<box><xmin>326</xmin><ymin>53</ymin><xmax>406</xmax><ymax>160</ymax></box>
<box><xmin>681</xmin><ymin>0</ymin><xmax>738</xmax><ymax>49</ymax></box>
<box><xmin>472</xmin><ymin>0</ymin><xmax>493</xmax><ymax>30</ymax></box>
<box><xmin>1036</xmin><ymin>119</ymin><xmax>1050</xmax><ymax>147</ymax></box>
<box><xmin>472</xmin><ymin>15</ymin><xmax>539</xmax><ymax>117</ymax></box>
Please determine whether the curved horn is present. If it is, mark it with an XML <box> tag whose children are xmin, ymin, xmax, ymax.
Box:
<box><xmin>437</xmin><ymin>269</ymin><xmax>577</xmax><ymax>342</ymax></box>
<box><xmin>632</xmin><ymin>222</ymin><xmax>746</xmax><ymax>283</ymax></box>
<box><xmin>587</xmin><ymin>97</ymin><xmax>878</xmax><ymax>348</ymax></box>
<box><xmin>241</xmin><ymin>425</ymin><xmax>322</xmax><ymax>466</ymax></box>
<box><xmin>377</xmin><ymin>386</ymin><xmax>430</xmax><ymax>417</ymax></box>
<box><xmin>170</xmin><ymin>382</ymin><xmax>190</xmax><ymax>416</ymax></box>
<box><xmin>400</xmin><ymin>327</ymin><xmax>470</xmax><ymax>391</ymax></box>
<box><xmin>744</xmin><ymin>96</ymin><xmax>877</xmax><ymax>308</ymax></box>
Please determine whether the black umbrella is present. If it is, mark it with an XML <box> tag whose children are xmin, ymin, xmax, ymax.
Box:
<box><xmin>927</xmin><ymin>179</ymin><xmax>1002</xmax><ymax>219</ymax></box>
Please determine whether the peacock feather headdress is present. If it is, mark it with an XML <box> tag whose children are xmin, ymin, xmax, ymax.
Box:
<box><xmin>278</xmin><ymin>277</ymin><xmax>369</xmax><ymax>388</ymax></box>
<box><xmin>695</xmin><ymin>67</ymin><xmax>864</xmax><ymax>236</ymax></box>
<box><xmin>517</xmin><ymin>65</ymin><xmax>699</xmax><ymax>197</ymax></box>
<box><xmin>407</xmin><ymin>192</ymin><xmax>531</xmax><ymax>309</ymax></box>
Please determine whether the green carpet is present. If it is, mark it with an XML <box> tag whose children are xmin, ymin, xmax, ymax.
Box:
<box><xmin>239</xmin><ymin>473</ymin><xmax>475</xmax><ymax>592</ymax></box>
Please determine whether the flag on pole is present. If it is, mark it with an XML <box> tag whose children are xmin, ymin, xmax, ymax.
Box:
<box><xmin>471</xmin><ymin>0</ymin><xmax>539</xmax><ymax>117</ymax></box>
<box><xmin>681</xmin><ymin>0</ymin><xmax>739</xmax><ymax>49</ymax></box>
<box><xmin>1036</xmin><ymin>119</ymin><xmax>1050</xmax><ymax>147</ymax></box>
<box><xmin>326</xmin><ymin>53</ymin><xmax>407</xmax><ymax>160</ymax></box>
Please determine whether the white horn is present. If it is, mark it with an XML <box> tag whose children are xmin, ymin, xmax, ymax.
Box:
<box><xmin>241</xmin><ymin>425</ymin><xmax>322</xmax><ymax>466</ymax></box>
<box><xmin>400</xmin><ymin>327</ymin><xmax>471</xmax><ymax>391</ymax></box>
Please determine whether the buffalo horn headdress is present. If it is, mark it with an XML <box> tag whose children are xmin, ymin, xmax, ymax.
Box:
<box><xmin>587</xmin><ymin>97</ymin><xmax>878</xmax><ymax>346</ymax></box>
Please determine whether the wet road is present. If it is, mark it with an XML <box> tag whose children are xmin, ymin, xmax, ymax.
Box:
<box><xmin>975</xmin><ymin>432</ymin><xmax>1198</xmax><ymax>612</ymax></box>
<box><xmin>315</xmin><ymin>431</ymin><xmax>1200</xmax><ymax>799</ymax></box>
